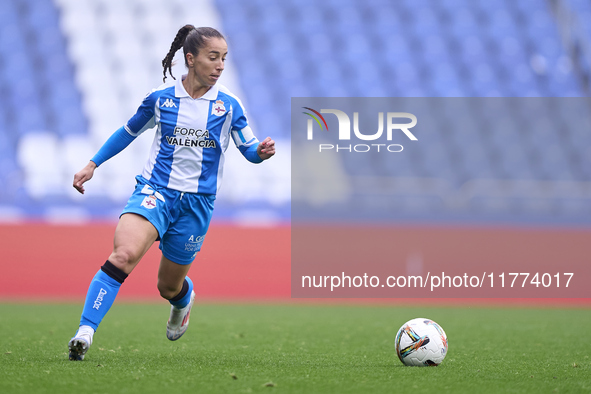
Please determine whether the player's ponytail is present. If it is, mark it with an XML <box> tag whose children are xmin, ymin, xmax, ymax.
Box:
<box><xmin>162</xmin><ymin>25</ymin><xmax>226</xmax><ymax>83</ymax></box>
<box><xmin>162</xmin><ymin>24</ymin><xmax>195</xmax><ymax>82</ymax></box>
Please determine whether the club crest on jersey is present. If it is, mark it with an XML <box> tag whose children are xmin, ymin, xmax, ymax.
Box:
<box><xmin>141</xmin><ymin>195</ymin><xmax>157</xmax><ymax>209</ymax></box>
<box><xmin>212</xmin><ymin>100</ymin><xmax>226</xmax><ymax>116</ymax></box>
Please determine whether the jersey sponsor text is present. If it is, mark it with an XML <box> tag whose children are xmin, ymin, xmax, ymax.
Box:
<box><xmin>165</xmin><ymin>136</ymin><xmax>217</xmax><ymax>148</ymax></box>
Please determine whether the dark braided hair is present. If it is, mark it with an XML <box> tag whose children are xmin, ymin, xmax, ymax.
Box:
<box><xmin>162</xmin><ymin>25</ymin><xmax>226</xmax><ymax>82</ymax></box>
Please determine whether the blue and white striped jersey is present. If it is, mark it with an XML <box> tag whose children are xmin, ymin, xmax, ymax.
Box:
<box><xmin>124</xmin><ymin>76</ymin><xmax>259</xmax><ymax>194</ymax></box>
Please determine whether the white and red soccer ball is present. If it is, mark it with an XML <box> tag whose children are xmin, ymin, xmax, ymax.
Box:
<box><xmin>395</xmin><ymin>318</ymin><xmax>448</xmax><ymax>366</ymax></box>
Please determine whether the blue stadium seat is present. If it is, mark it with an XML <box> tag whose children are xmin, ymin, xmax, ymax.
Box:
<box><xmin>401</xmin><ymin>0</ymin><xmax>433</xmax><ymax>10</ymax></box>
<box><xmin>55</xmin><ymin>110</ymin><xmax>87</xmax><ymax>136</ymax></box>
<box><xmin>486</xmin><ymin>9</ymin><xmax>520</xmax><ymax>38</ymax></box>
<box><xmin>218</xmin><ymin>6</ymin><xmax>249</xmax><ymax>34</ymax></box>
<box><xmin>467</xmin><ymin>63</ymin><xmax>503</xmax><ymax>96</ymax></box>
<box><xmin>547</xmin><ymin>74</ymin><xmax>582</xmax><ymax>96</ymax></box>
<box><xmin>371</xmin><ymin>6</ymin><xmax>403</xmax><ymax>33</ymax></box>
<box><xmin>512</xmin><ymin>0</ymin><xmax>550</xmax><ymax>16</ymax></box>
<box><xmin>256</xmin><ymin>4</ymin><xmax>290</xmax><ymax>36</ymax></box>
<box><xmin>457</xmin><ymin>36</ymin><xmax>489</xmax><ymax>66</ymax></box>
<box><xmin>33</xmin><ymin>25</ymin><xmax>68</xmax><ymax>57</ymax></box>
<box><xmin>508</xmin><ymin>73</ymin><xmax>542</xmax><ymax>96</ymax></box>
<box><xmin>0</xmin><ymin>113</ymin><xmax>12</xmax><ymax>151</ymax></box>
<box><xmin>409</xmin><ymin>8</ymin><xmax>442</xmax><ymax>38</ymax></box>
<box><xmin>43</xmin><ymin>53</ymin><xmax>74</xmax><ymax>83</ymax></box>
<box><xmin>448</xmin><ymin>8</ymin><xmax>479</xmax><ymax>40</ymax></box>
<box><xmin>430</xmin><ymin>76</ymin><xmax>466</xmax><ymax>97</ymax></box>
<box><xmin>567</xmin><ymin>0</ymin><xmax>591</xmax><ymax>12</ymax></box>
<box><xmin>15</xmin><ymin>104</ymin><xmax>46</xmax><ymax>135</ymax></box>
<box><xmin>556</xmin><ymin>197</ymin><xmax>591</xmax><ymax>215</ymax></box>
<box><xmin>419</xmin><ymin>35</ymin><xmax>452</xmax><ymax>66</ymax></box>
<box><xmin>0</xmin><ymin>0</ymin><xmax>18</xmax><ymax>23</ymax></box>
<box><xmin>24</xmin><ymin>0</ymin><xmax>59</xmax><ymax>27</ymax></box>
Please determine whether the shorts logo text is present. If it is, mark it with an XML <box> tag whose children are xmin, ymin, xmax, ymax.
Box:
<box><xmin>185</xmin><ymin>235</ymin><xmax>205</xmax><ymax>252</ymax></box>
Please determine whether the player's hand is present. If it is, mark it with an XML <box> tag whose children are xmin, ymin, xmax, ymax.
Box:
<box><xmin>73</xmin><ymin>161</ymin><xmax>97</xmax><ymax>194</ymax></box>
<box><xmin>257</xmin><ymin>137</ymin><xmax>275</xmax><ymax>160</ymax></box>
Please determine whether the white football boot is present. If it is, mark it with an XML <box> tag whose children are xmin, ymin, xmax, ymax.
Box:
<box><xmin>166</xmin><ymin>290</ymin><xmax>196</xmax><ymax>341</ymax></box>
<box><xmin>68</xmin><ymin>325</ymin><xmax>94</xmax><ymax>361</ymax></box>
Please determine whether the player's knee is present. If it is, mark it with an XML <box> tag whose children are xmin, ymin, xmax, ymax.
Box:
<box><xmin>108</xmin><ymin>249</ymin><xmax>139</xmax><ymax>272</ymax></box>
<box><xmin>157</xmin><ymin>279</ymin><xmax>181</xmax><ymax>300</ymax></box>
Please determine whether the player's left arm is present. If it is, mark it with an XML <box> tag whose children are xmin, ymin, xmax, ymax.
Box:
<box><xmin>257</xmin><ymin>136</ymin><xmax>275</xmax><ymax>160</ymax></box>
<box><xmin>229</xmin><ymin>96</ymin><xmax>275</xmax><ymax>163</ymax></box>
<box><xmin>231</xmin><ymin>126</ymin><xmax>273</xmax><ymax>163</ymax></box>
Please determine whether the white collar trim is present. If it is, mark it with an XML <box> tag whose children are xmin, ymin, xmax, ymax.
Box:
<box><xmin>175</xmin><ymin>74</ymin><xmax>219</xmax><ymax>100</ymax></box>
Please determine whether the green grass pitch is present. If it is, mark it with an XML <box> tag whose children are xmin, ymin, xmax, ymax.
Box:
<box><xmin>0</xmin><ymin>303</ymin><xmax>589</xmax><ymax>393</ymax></box>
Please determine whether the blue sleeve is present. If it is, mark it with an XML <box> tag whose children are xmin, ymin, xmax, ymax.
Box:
<box><xmin>239</xmin><ymin>144</ymin><xmax>263</xmax><ymax>164</ymax></box>
<box><xmin>231</xmin><ymin>97</ymin><xmax>248</xmax><ymax>130</ymax></box>
<box><xmin>91</xmin><ymin>127</ymin><xmax>136</xmax><ymax>167</ymax></box>
<box><xmin>125</xmin><ymin>90</ymin><xmax>160</xmax><ymax>136</ymax></box>
<box><xmin>227</xmin><ymin>96</ymin><xmax>262</xmax><ymax>163</ymax></box>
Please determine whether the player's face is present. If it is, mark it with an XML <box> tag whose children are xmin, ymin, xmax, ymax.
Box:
<box><xmin>190</xmin><ymin>37</ymin><xmax>227</xmax><ymax>87</ymax></box>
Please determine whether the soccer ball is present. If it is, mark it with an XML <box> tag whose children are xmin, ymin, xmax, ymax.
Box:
<box><xmin>395</xmin><ymin>318</ymin><xmax>448</xmax><ymax>366</ymax></box>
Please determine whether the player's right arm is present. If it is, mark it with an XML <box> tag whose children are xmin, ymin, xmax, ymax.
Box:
<box><xmin>72</xmin><ymin>90</ymin><xmax>161</xmax><ymax>194</ymax></box>
<box><xmin>73</xmin><ymin>161</ymin><xmax>97</xmax><ymax>194</ymax></box>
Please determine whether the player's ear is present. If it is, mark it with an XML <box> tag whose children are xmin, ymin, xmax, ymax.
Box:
<box><xmin>186</xmin><ymin>53</ymin><xmax>194</xmax><ymax>68</ymax></box>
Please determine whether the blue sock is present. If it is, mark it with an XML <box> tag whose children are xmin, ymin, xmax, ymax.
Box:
<box><xmin>79</xmin><ymin>261</ymin><xmax>127</xmax><ymax>331</ymax></box>
<box><xmin>169</xmin><ymin>276</ymin><xmax>193</xmax><ymax>308</ymax></box>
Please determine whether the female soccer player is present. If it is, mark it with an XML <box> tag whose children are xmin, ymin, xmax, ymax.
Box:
<box><xmin>68</xmin><ymin>25</ymin><xmax>275</xmax><ymax>360</ymax></box>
